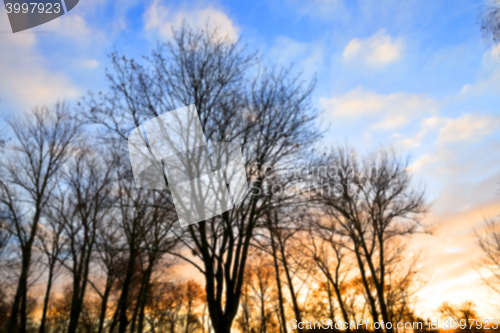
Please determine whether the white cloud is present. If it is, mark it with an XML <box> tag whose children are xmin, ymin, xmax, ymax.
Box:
<box><xmin>320</xmin><ymin>87</ymin><xmax>439</xmax><ymax>130</ymax></box>
<box><xmin>404</xmin><ymin>112</ymin><xmax>499</xmax><ymax>172</ymax></box>
<box><xmin>409</xmin><ymin>153</ymin><xmax>437</xmax><ymax>173</ymax></box>
<box><xmin>0</xmin><ymin>11</ymin><xmax>81</xmax><ymax>112</ymax></box>
<box><xmin>437</xmin><ymin>113</ymin><xmax>500</xmax><ymax>144</ymax></box>
<box><xmin>460</xmin><ymin>45</ymin><xmax>500</xmax><ymax>97</ymax></box>
<box><xmin>143</xmin><ymin>0</ymin><xmax>239</xmax><ymax>41</ymax></box>
<box><xmin>342</xmin><ymin>30</ymin><xmax>404</xmax><ymax>66</ymax></box>
<box><xmin>81</xmin><ymin>59</ymin><xmax>100</xmax><ymax>69</ymax></box>
<box><xmin>393</xmin><ymin>116</ymin><xmax>446</xmax><ymax>150</ymax></box>
<box><xmin>44</xmin><ymin>13</ymin><xmax>94</xmax><ymax>39</ymax></box>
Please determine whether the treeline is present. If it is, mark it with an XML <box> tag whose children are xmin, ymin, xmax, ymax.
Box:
<box><xmin>0</xmin><ymin>24</ymin><xmax>497</xmax><ymax>333</ymax></box>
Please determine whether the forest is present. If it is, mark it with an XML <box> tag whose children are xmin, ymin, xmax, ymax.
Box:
<box><xmin>1</xmin><ymin>19</ymin><xmax>500</xmax><ymax>333</ymax></box>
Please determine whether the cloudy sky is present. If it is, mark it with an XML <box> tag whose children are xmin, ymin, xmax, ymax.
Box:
<box><xmin>1</xmin><ymin>0</ymin><xmax>500</xmax><ymax>319</ymax></box>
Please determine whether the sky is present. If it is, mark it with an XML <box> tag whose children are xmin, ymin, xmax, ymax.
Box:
<box><xmin>1</xmin><ymin>0</ymin><xmax>500</xmax><ymax>320</ymax></box>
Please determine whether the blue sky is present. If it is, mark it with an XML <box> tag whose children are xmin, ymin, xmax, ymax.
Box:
<box><xmin>1</xmin><ymin>0</ymin><xmax>500</xmax><ymax>318</ymax></box>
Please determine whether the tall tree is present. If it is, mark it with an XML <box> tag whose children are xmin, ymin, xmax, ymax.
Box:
<box><xmin>245</xmin><ymin>255</ymin><xmax>278</xmax><ymax>333</ymax></box>
<box><xmin>131</xmin><ymin>196</ymin><xmax>178</xmax><ymax>333</ymax></box>
<box><xmin>312</xmin><ymin>147</ymin><xmax>428</xmax><ymax>333</ymax></box>
<box><xmin>90</xmin><ymin>216</ymin><xmax>124</xmax><ymax>333</ymax></box>
<box><xmin>301</xmin><ymin>221</ymin><xmax>352</xmax><ymax>326</ymax></box>
<box><xmin>0</xmin><ymin>104</ymin><xmax>81</xmax><ymax>333</ymax></box>
<box><xmin>85</xmin><ymin>25</ymin><xmax>319</xmax><ymax>333</ymax></box>
<box><xmin>265</xmin><ymin>210</ymin><xmax>307</xmax><ymax>331</ymax></box>
<box><xmin>106</xmin><ymin>151</ymin><xmax>177</xmax><ymax>333</ymax></box>
<box><xmin>145</xmin><ymin>280</ymin><xmax>205</xmax><ymax>333</ymax></box>
<box><xmin>56</xmin><ymin>148</ymin><xmax>115</xmax><ymax>333</ymax></box>
<box><xmin>36</xmin><ymin>209</ymin><xmax>68</xmax><ymax>333</ymax></box>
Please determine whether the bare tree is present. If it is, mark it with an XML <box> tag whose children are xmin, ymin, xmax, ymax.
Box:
<box><xmin>301</xmin><ymin>219</ymin><xmax>352</xmax><ymax>326</ymax></box>
<box><xmin>384</xmin><ymin>244</ymin><xmax>421</xmax><ymax>328</ymax></box>
<box><xmin>262</xmin><ymin>212</ymin><xmax>288</xmax><ymax>333</ymax></box>
<box><xmin>251</xmin><ymin>203</ymin><xmax>315</xmax><ymax>333</ymax></box>
<box><xmin>104</xmin><ymin>150</ymin><xmax>177</xmax><ymax>333</ymax></box>
<box><xmin>107</xmin><ymin>178</ymin><xmax>151</xmax><ymax>333</ymax></box>
<box><xmin>145</xmin><ymin>280</ymin><xmax>205</xmax><ymax>333</ymax></box>
<box><xmin>312</xmin><ymin>147</ymin><xmax>428</xmax><ymax>333</ymax></box>
<box><xmin>235</xmin><ymin>270</ymin><xmax>253</xmax><ymax>333</ymax></box>
<box><xmin>131</xmin><ymin>198</ymin><xmax>178</xmax><ymax>333</ymax></box>
<box><xmin>234</xmin><ymin>253</ymin><xmax>278</xmax><ymax>333</ymax></box>
<box><xmin>0</xmin><ymin>104</ymin><xmax>81</xmax><ymax>333</ymax></box>
<box><xmin>84</xmin><ymin>24</ymin><xmax>319</xmax><ymax>333</ymax></box>
<box><xmin>36</xmin><ymin>210</ymin><xmax>68</xmax><ymax>333</ymax></box>
<box><xmin>90</xmin><ymin>218</ymin><xmax>124</xmax><ymax>333</ymax></box>
<box><xmin>264</xmin><ymin>210</ymin><xmax>308</xmax><ymax>331</ymax></box>
<box><xmin>184</xmin><ymin>280</ymin><xmax>206</xmax><ymax>333</ymax></box>
<box><xmin>54</xmin><ymin>147</ymin><xmax>115</xmax><ymax>333</ymax></box>
<box><xmin>247</xmin><ymin>257</ymin><xmax>277</xmax><ymax>333</ymax></box>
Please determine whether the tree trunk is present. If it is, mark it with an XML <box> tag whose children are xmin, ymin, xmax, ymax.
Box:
<box><xmin>20</xmin><ymin>286</ymin><xmax>27</xmax><ymax>333</ymax></box>
<box><xmin>316</xmin><ymin>259</ymin><xmax>348</xmax><ymax>327</ymax></box>
<box><xmin>277</xmin><ymin>237</ymin><xmax>301</xmax><ymax>331</ymax></box>
<box><xmin>133</xmin><ymin>260</ymin><xmax>153</xmax><ymax>333</ymax></box>
<box><xmin>7</xmin><ymin>282</ymin><xmax>22</xmax><ymax>333</ymax></box>
<box><xmin>185</xmin><ymin>300</ymin><xmax>192</xmax><ymax>333</ymax></box>
<box><xmin>39</xmin><ymin>262</ymin><xmax>55</xmax><ymax>333</ymax></box>
<box><xmin>117</xmin><ymin>248</ymin><xmax>139</xmax><ymax>333</ymax></box>
<box><xmin>67</xmin><ymin>241</ymin><xmax>95</xmax><ymax>333</ymax></box>
<box><xmin>67</xmin><ymin>275</ymin><xmax>82</xmax><ymax>333</ymax></box>
<box><xmin>260</xmin><ymin>295</ymin><xmax>266</xmax><ymax>333</ymax></box>
<box><xmin>360</xmin><ymin>235</ymin><xmax>392</xmax><ymax>333</ymax></box>
<box><xmin>108</xmin><ymin>304</ymin><xmax>120</xmax><ymax>333</ymax></box>
<box><xmin>268</xmin><ymin>222</ymin><xmax>287</xmax><ymax>333</ymax></box>
<box><xmin>129</xmin><ymin>287</ymin><xmax>142</xmax><ymax>333</ymax></box>
<box><xmin>325</xmin><ymin>280</ymin><xmax>335</xmax><ymax>325</ymax></box>
<box><xmin>97</xmin><ymin>278</ymin><xmax>112</xmax><ymax>333</ymax></box>
<box><xmin>331</xmin><ymin>281</ymin><xmax>349</xmax><ymax>328</ymax></box>
<box><xmin>375</xmin><ymin>235</ymin><xmax>392</xmax><ymax>333</ymax></box>
<box><xmin>8</xmin><ymin>246</ymin><xmax>31</xmax><ymax>333</ymax></box>
<box><xmin>353</xmin><ymin>246</ymin><xmax>380</xmax><ymax>331</ymax></box>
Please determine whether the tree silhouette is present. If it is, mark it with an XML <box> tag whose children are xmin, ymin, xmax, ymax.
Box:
<box><xmin>0</xmin><ymin>104</ymin><xmax>82</xmax><ymax>333</ymax></box>
<box><xmin>311</xmin><ymin>147</ymin><xmax>429</xmax><ymax>333</ymax></box>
